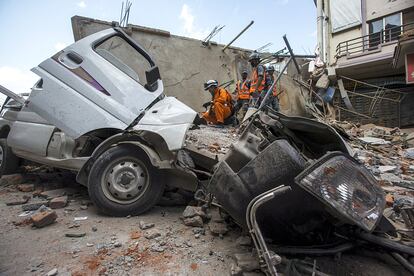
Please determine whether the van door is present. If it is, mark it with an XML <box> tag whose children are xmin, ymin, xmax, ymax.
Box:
<box><xmin>27</xmin><ymin>27</ymin><xmax>163</xmax><ymax>138</ymax></box>
<box><xmin>0</xmin><ymin>84</ymin><xmax>56</xmax><ymax>156</ymax></box>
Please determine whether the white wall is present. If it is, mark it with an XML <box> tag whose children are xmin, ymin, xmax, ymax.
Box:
<box><xmin>329</xmin><ymin>26</ymin><xmax>362</xmax><ymax>65</ymax></box>
<box><xmin>366</xmin><ymin>0</ymin><xmax>414</xmax><ymax>21</ymax></box>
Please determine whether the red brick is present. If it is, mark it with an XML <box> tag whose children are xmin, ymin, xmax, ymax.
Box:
<box><xmin>40</xmin><ymin>188</ymin><xmax>77</xmax><ymax>199</ymax></box>
<box><xmin>31</xmin><ymin>210</ymin><xmax>57</xmax><ymax>228</ymax></box>
<box><xmin>386</xmin><ymin>194</ymin><xmax>394</xmax><ymax>207</ymax></box>
<box><xmin>32</xmin><ymin>188</ymin><xmax>44</xmax><ymax>197</ymax></box>
<box><xmin>17</xmin><ymin>184</ymin><xmax>35</xmax><ymax>192</ymax></box>
<box><xmin>0</xmin><ymin>174</ymin><xmax>24</xmax><ymax>186</ymax></box>
<box><xmin>49</xmin><ymin>196</ymin><xmax>68</xmax><ymax>209</ymax></box>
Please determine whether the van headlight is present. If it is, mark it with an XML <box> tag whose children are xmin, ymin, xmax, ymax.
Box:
<box><xmin>295</xmin><ymin>152</ymin><xmax>385</xmax><ymax>232</ymax></box>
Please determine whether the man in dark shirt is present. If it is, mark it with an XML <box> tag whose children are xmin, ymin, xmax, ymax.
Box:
<box><xmin>248</xmin><ymin>52</ymin><xmax>266</xmax><ymax>107</ymax></box>
<box><xmin>262</xmin><ymin>65</ymin><xmax>280</xmax><ymax>111</ymax></box>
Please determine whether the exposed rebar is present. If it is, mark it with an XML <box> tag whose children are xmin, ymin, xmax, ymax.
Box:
<box><xmin>222</xmin><ymin>20</ymin><xmax>254</xmax><ymax>51</ymax></box>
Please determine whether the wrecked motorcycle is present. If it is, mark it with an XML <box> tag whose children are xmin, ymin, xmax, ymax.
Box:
<box><xmin>207</xmin><ymin>108</ymin><xmax>414</xmax><ymax>275</ymax></box>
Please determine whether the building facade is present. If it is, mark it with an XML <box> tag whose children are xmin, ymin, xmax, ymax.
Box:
<box><xmin>318</xmin><ymin>0</ymin><xmax>414</xmax><ymax>127</ymax></box>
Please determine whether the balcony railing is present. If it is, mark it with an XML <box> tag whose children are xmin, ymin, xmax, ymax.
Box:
<box><xmin>336</xmin><ymin>22</ymin><xmax>414</xmax><ymax>57</ymax></box>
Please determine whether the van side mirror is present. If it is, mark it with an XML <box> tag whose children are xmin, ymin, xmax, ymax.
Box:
<box><xmin>145</xmin><ymin>66</ymin><xmax>160</xmax><ymax>92</ymax></box>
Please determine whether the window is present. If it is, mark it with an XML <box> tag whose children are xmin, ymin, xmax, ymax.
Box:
<box><xmin>95</xmin><ymin>35</ymin><xmax>151</xmax><ymax>86</ymax></box>
<box><xmin>368</xmin><ymin>19</ymin><xmax>383</xmax><ymax>48</ymax></box>
<box><xmin>368</xmin><ymin>13</ymin><xmax>402</xmax><ymax>47</ymax></box>
<box><xmin>384</xmin><ymin>13</ymin><xmax>401</xmax><ymax>42</ymax></box>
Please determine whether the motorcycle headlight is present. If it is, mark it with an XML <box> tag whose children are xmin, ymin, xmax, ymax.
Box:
<box><xmin>295</xmin><ymin>152</ymin><xmax>385</xmax><ymax>232</ymax></box>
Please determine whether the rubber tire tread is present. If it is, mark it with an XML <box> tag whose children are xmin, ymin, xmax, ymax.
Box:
<box><xmin>0</xmin><ymin>138</ymin><xmax>20</xmax><ymax>177</ymax></box>
<box><xmin>88</xmin><ymin>144</ymin><xmax>165</xmax><ymax>216</ymax></box>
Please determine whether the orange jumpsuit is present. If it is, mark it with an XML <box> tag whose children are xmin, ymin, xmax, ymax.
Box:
<box><xmin>202</xmin><ymin>87</ymin><xmax>233</xmax><ymax>124</ymax></box>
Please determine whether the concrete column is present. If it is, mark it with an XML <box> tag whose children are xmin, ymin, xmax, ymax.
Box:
<box><xmin>317</xmin><ymin>0</ymin><xmax>325</xmax><ymax>62</ymax></box>
<box><xmin>361</xmin><ymin>0</ymin><xmax>367</xmax><ymax>36</ymax></box>
<box><xmin>324</xmin><ymin>0</ymin><xmax>331</xmax><ymax>64</ymax></box>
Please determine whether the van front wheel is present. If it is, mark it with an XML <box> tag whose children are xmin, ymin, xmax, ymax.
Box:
<box><xmin>88</xmin><ymin>145</ymin><xmax>165</xmax><ymax>217</ymax></box>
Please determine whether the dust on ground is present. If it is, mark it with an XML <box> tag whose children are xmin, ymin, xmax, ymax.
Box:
<box><xmin>185</xmin><ymin>125</ymin><xmax>240</xmax><ymax>155</ymax></box>
<box><xmin>0</xmin><ymin>172</ymin><xmax>242</xmax><ymax>275</ymax></box>
<box><xmin>0</xmin><ymin>168</ymin><xmax>410</xmax><ymax>276</ymax></box>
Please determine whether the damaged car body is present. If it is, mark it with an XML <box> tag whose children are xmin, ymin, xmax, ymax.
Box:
<box><xmin>0</xmin><ymin>27</ymin><xmax>198</xmax><ymax>216</ymax></box>
<box><xmin>209</xmin><ymin>109</ymin><xmax>384</xmax><ymax>240</ymax></box>
<box><xmin>208</xmin><ymin>109</ymin><xmax>414</xmax><ymax>274</ymax></box>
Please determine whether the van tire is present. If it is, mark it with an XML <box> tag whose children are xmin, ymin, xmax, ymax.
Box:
<box><xmin>88</xmin><ymin>144</ymin><xmax>165</xmax><ymax>217</ymax></box>
<box><xmin>0</xmin><ymin>138</ymin><xmax>20</xmax><ymax>177</ymax></box>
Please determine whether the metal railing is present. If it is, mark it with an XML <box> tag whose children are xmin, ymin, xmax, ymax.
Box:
<box><xmin>334</xmin><ymin>76</ymin><xmax>405</xmax><ymax>127</ymax></box>
<box><xmin>336</xmin><ymin>22</ymin><xmax>414</xmax><ymax>57</ymax></box>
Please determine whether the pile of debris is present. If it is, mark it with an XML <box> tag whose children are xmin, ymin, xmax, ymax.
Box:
<box><xmin>185</xmin><ymin>125</ymin><xmax>240</xmax><ymax>155</ymax></box>
<box><xmin>334</xmin><ymin>122</ymin><xmax>414</xmax><ymax>188</ymax></box>
<box><xmin>333</xmin><ymin>121</ymin><xmax>414</xmax><ymax>234</ymax></box>
<box><xmin>1</xmin><ymin>169</ymin><xmax>90</xmax><ymax>231</ymax></box>
<box><xmin>181</xmin><ymin>205</ymin><xmax>229</xmax><ymax>238</ymax></box>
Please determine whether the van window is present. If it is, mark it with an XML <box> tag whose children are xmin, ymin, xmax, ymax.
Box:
<box><xmin>95</xmin><ymin>35</ymin><xmax>151</xmax><ymax>86</ymax></box>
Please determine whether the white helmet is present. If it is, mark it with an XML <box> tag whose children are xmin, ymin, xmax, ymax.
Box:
<box><xmin>248</xmin><ymin>52</ymin><xmax>260</xmax><ymax>61</ymax></box>
<box><xmin>204</xmin><ymin>80</ymin><xmax>218</xmax><ymax>90</ymax></box>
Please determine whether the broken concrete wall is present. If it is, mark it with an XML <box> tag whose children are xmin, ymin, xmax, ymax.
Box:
<box><xmin>278</xmin><ymin>76</ymin><xmax>309</xmax><ymax>117</ymax></box>
<box><xmin>71</xmin><ymin>16</ymin><xmax>309</xmax><ymax>117</ymax></box>
<box><xmin>277</xmin><ymin>59</ymin><xmax>312</xmax><ymax>117</ymax></box>
<box><xmin>71</xmin><ymin>16</ymin><xmax>251</xmax><ymax>112</ymax></box>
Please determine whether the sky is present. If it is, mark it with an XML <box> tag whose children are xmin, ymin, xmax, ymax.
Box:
<box><xmin>0</xmin><ymin>0</ymin><xmax>317</xmax><ymax>95</ymax></box>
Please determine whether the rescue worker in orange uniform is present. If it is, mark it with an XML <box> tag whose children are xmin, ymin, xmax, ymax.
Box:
<box><xmin>248</xmin><ymin>52</ymin><xmax>266</xmax><ymax>107</ymax></box>
<box><xmin>263</xmin><ymin>65</ymin><xmax>280</xmax><ymax>111</ymax></box>
<box><xmin>233</xmin><ymin>70</ymin><xmax>250</xmax><ymax>120</ymax></box>
<box><xmin>201</xmin><ymin>80</ymin><xmax>233</xmax><ymax>126</ymax></box>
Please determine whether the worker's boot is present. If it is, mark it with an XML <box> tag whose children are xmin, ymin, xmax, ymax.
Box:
<box><xmin>193</xmin><ymin>115</ymin><xmax>207</xmax><ymax>126</ymax></box>
<box><xmin>214</xmin><ymin>122</ymin><xmax>224</xmax><ymax>129</ymax></box>
<box><xmin>232</xmin><ymin>116</ymin><xmax>239</xmax><ymax>127</ymax></box>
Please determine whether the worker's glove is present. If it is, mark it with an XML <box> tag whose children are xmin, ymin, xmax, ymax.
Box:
<box><xmin>202</xmin><ymin>101</ymin><xmax>212</xmax><ymax>109</ymax></box>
